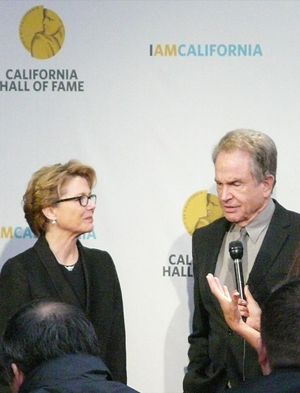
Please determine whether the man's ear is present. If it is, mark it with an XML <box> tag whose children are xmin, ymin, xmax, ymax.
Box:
<box><xmin>257</xmin><ymin>337</ymin><xmax>272</xmax><ymax>375</ymax></box>
<box><xmin>262</xmin><ymin>174</ymin><xmax>275</xmax><ymax>198</ymax></box>
<box><xmin>10</xmin><ymin>363</ymin><xmax>24</xmax><ymax>393</ymax></box>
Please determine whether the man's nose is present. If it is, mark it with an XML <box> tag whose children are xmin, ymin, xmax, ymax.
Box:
<box><xmin>219</xmin><ymin>186</ymin><xmax>232</xmax><ymax>201</ymax></box>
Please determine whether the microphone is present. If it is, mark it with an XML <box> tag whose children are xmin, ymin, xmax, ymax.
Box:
<box><xmin>229</xmin><ymin>240</ymin><xmax>245</xmax><ymax>301</ymax></box>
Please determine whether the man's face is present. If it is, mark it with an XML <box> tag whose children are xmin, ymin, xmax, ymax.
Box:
<box><xmin>214</xmin><ymin>149</ymin><xmax>273</xmax><ymax>227</ymax></box>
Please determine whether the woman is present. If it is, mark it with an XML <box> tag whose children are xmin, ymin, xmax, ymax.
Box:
<box><xmin>206</xmin><ymin>245</ymin><xmax>300</xmax><ymax>351</ymax></box>
<box><xmin>0</xmin><ymin>160</ymin><xmax>126</xmax><ymax>384</ymax></box>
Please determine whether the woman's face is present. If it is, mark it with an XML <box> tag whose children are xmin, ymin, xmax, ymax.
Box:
<box><xmin>53</xmin><ymin>176</ymin><xmax>96</xmax><ymax>237</ymax></box>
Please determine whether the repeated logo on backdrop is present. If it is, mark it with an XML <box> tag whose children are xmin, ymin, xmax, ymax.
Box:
<box><xmin>0</xmin><ymin>5</ymin><xmax>85</xmax><ymax>93</ymax></box>
<box><xmin>182</xmin><ymin>191</ymin><xmax>223</xmax><ymax>235</ymax></box>
<box><xmin>163</xmin><ymin>191</ymin><xmax>223</xmax><ymax>278</ymax></box>
<box><xmin>19</xmin><ymin>6</ymin><xmax>65</xmax><ymax>60</ymax></box>
<box><xmin>0</xmin><ymin>226</ymin><xmax>96</xmax><ymax>241</ymax></box>
<box><xmin>150</xmin><ymin>43</ymin><xmax>263</xmax><ymax>57</ymax></box>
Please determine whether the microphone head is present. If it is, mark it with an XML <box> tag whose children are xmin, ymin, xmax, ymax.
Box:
<box><xmin>229</xmin><ymin>240</ymin><xmax>244</xmax><ymax>260</ymax></box>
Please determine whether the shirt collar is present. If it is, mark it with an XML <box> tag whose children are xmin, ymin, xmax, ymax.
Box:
<box><xmin>230</xmin><ymin>199</ymin><xmax>275</xmax><ymax>243</ymax></box>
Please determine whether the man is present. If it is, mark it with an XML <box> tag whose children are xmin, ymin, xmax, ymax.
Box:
<box><xmin>230</xmin><ymin>278</ymin><xmax>300</xmax><ymax>393</ymax></box>
<box><xmin>0</xmin><ymin>300</ymin><xmax>139</xmax><ymax>393</ymax></box>
<box><xmin>183</xmin><ymin>129</ymin><xmax>300</xmax><ymax>392</ymax></box>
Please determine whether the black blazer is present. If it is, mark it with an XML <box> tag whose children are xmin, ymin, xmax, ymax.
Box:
<box><xmin>0</xmin><ymin>236</ymin><xmax>126</xmax><ymax>384</ymax></box>
<box><xmin>183</xmin><ymin>201</ymin><xmax>300</xmax><ymax>393</ymax></box>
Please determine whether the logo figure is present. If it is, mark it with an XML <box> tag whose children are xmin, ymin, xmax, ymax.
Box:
<box><xmin>183</xmin><ymin>191</ymin><xmax>223</xmax><ymax>235</ymax></box>
<box><xmin>19</xmin><ymin>6</ymin><xmax>65</xmax><ymax>60</ymax></box>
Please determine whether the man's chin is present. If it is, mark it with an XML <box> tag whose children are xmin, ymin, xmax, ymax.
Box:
<box><xmin>223</xmin><ymin>213</ymin><xmax>241</xmax><ymax>223</ymax></box>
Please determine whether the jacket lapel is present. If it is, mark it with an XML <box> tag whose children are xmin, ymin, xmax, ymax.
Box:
<box><xmin>206</xmin><ymin>218</ymin><xmax>231</xmax><ymax>274</ymax></box>
<box><xmin>77</xmin><ymin>241</ymin><xmax>91</xmax><ymax>314</ymax></box>
<box><xmin>247</xmin><ymin>201</ymin><xmax>290</xmax><ymax>293</ymax></box>
<box><xmin>195</xmin><ymin>218</ymin><xmax>231</xmax><ymax>316</ymax></box>
<box><xmin>34</xmin><ymin>236</ymin><xmax>83</xmax><ymax>308</ymax></box>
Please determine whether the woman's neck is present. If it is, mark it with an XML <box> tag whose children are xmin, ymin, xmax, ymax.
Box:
<box><xmin>45</xmin><ymin>231</ymin><xmax>79</xmax><ymax>266</ymax></box>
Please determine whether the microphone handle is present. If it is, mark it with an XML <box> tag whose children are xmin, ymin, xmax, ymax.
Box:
<box><xmin>233</xmin><ymin>258</ymin><xmax>245</xmax><ymax>300</ymax></box>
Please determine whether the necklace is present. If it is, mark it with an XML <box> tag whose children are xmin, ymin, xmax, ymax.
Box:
<box><xmin>64</xmin><ymin>264</ymin><xmax>76</xmax><ymax>271</ymax></box>
<box><xmin>56</xmin><ymin>258</ymin><xmax>77</xmax><ymax>271</ymax></box>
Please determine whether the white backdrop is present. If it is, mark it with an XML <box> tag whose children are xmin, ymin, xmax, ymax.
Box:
<box><xmin>0</xmin><ymin>1</ymin><xmax>300</xmax><ymax>392</ymax></box>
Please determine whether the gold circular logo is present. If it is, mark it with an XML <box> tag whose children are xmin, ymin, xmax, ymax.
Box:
<box><xmin>183</xmin><ymin>191</ymin><xmax>223</xmax><ymax>235</ymax></box>
<box><xmin>19</xmin><ymin>6</ymin><xmax>65</xmax><ymax>60</ymax></box>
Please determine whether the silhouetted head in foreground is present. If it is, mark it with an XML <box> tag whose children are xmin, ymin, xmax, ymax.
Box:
<box><xmin>0</xmin><ymin>300</ymin><xmax>101</xmax><ymax>391</ymax></box>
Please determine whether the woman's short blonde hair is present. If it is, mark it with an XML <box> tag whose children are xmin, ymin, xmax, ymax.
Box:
<box><xmin>23</xmin><ymin>160</ymin><xmax>96</xmax><ymax>236</ymax></box>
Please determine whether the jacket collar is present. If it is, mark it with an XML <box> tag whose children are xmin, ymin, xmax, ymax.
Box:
<box><xmin>34</xmin><ymin>236</ymin><xmax>90</xmax><ymax>312</ymax></box>
<box><xmin>20</xmin><ymin>354</ymin><xmax>111</xmax><ymax>393</ymax></box>
<box><xmin>247</xmin><ymin>200</ymin><xmax>291</xmax><ymax>296</ymax></box>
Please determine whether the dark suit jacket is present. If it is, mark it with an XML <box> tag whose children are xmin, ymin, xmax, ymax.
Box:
<box><xmin>229</xmin><ymin>368</ymin><xmax>300</xmax><ymax>393</ymax></box>
<box><xmin>0</xmin><ymin>236</ymin><xmax>126</xmax><ymax>387</ymax></box>
<box><xmin>183</xmin><ymin>200</ymin><xmax>300</xmax><ymax>393</ymax></box>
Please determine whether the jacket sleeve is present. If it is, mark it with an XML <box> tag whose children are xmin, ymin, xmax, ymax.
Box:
<box><xmin>0</xmin><ymin>258</ymin><xmax>31</xmax><ymax>335</ymax></box>
<box><xmin>0</xmin><ymin>258</ymin><xmax>32</xmax><ymax>393</ymax></box>
<box><xmin>106</xmin><ymin>259</ymin><xmax>127</xmax><ymax>384</ymax></box>
<box><xmin>183</xmin><ymin>230</ymin><xmax>226</xmax><ymax>393</ymax></box>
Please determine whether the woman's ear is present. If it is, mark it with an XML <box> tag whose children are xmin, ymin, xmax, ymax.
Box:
<box><xmin>42</xmin><ymin>206</ymin><xmax>57</xmax><ymax>221</ymax></box>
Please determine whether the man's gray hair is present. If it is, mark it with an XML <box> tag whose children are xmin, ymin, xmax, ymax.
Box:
<box><xmin>212</xmin><ymin>129</ymin><xmax>277</xmax><ymax>184</ymax></box>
